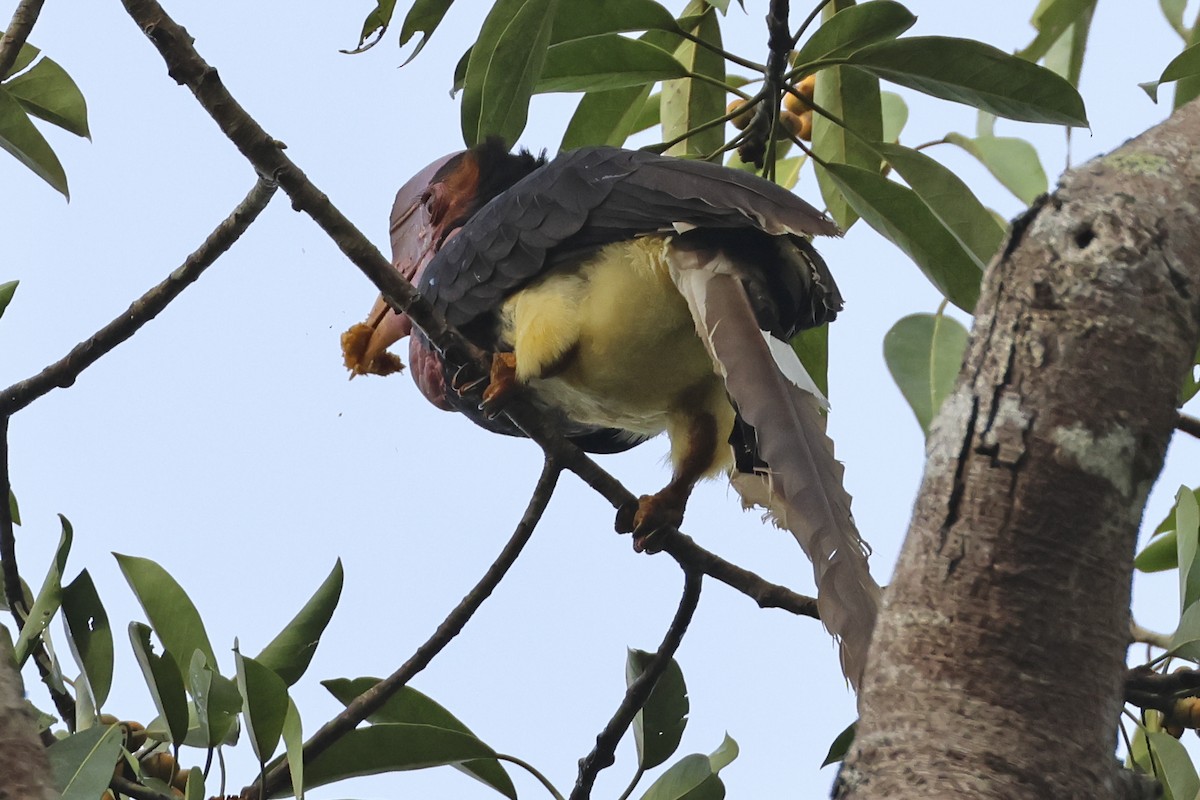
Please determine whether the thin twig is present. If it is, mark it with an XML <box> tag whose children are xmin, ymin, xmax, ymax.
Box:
<box><xmin>0</xmin><ymin>0</ymin><xmax>45</xmax><ymax>80</ymax></box>
<box><xmin>0</xmin><ymin>415</ymin><xmax>76</xmax><ymax>726</ymax></box>
<box><xmin>570</xmin><ymin>570</ymin><xmax>703</xmax><ymax>800</ymax></box>
<box><xmin>0</xmin><ymin>178</ymin><xmax>278</xmax><ymax>415</ymax></box>
<box><xmin>248</xmin><ymin>458</ymin><xmax>562</xmax><ymax>800</ymax></box>
<box><xmin>110</xmin><ymin>775</ymin><xmax>176</xmax><ymax>800</ymax></box>
<box><xmin>1178</xmin><ymin>412</ymin><xmax>1200</xmax><ymax>440</ymax></box>
<box><xmin>790</xmin><ymin>0</ymin><xmax>837</xmax><ymax>48</ymax></box>
<box><xmin>1130</xmin><ymin>619</ymin><xmax>1173</xmax><ymax>650</ymax></box>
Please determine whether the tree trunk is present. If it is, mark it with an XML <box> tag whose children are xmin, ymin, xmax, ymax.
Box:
<box><xmin>0</xmin><ymin>634</ymin><xmax>57</xmax><ymax>800</ymax></box>
<box><xmin>840</xmin><ymin>102</ymin><xmax>1200</xmax><ymax>798</ymax></box>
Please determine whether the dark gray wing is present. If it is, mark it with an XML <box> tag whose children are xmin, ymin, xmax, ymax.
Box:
<box><xmin>419</xmin><ymin>146</ymin><xmax>839</xmax><ymax>328</ymax></box>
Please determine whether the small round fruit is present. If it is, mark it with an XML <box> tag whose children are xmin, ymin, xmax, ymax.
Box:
<box><xmin>172</xmin><ymin>767</ymin><xmax>191</xmax><ymax>791</ymax></box>
<box><xmin>98</xmin><ymin>713</ymin><xmax>120</xmax><ymax>726</ymax></box>
<box><xmin>143</xmin><ymin>752</ymin><xmax>176</xmax><ymax>782</ymax></box>
<box><xmin>784</xmin><ymin>75</ymin><xmax>817</xmax><ymax>114</ymax></box>
<box><xmin>727</xmin><ymin>99</ymin><xmax>753</xmax><ymax>130</ymax></box>
<box><xmin>778</xmin><ymin>109</ymin><xmax>804</xmax><ymax>139</ymax></box>
<box><xmin>796</xmin><ymin>110</ymin><xmax>813</xmax><ymax>141</ymax></box>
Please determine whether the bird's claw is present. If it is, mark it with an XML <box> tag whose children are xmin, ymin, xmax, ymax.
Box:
<box><xmin>479</xmin><ymin>351</ymin><xmax>520</xmax><ymax>419</ymax></box>
<box><xmin>451</xmin><ymin>362</ymin><xmax>488</xmax><ymax>396</ymax></box>
<box><xmin>615</xmin><ymin>493</ymin><xmax>685</xmax><ymax>553</ymax></box>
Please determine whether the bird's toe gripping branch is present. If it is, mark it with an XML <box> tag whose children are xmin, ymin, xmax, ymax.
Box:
<box><xmin>616</xmin><ymin>488</ymin><xmax>689</xmax><ymax>552</ymax></box>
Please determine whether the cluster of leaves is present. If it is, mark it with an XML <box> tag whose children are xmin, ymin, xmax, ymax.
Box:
<box><xmin>3</xmin><ymin>511</ymin><xmax>735</xmax><ymax>799</ymax></box>
<box><xmin>0</xmin><ymin>40</ymin><xmax>87</xmax><ymax>197</ymax></box>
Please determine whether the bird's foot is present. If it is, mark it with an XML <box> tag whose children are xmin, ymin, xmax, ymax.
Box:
<box><xmin>615</xmin><ymin>491</ymin><xmax>686</xmax><ymax>552</ymax></box>
<box><xmin>479</xmin><ymin>351</ymin><xmax>520</xmax><ymax>418</ymax></box>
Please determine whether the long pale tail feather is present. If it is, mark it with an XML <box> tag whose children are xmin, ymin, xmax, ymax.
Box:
<box><xmin>667</xmin><ymin>245</ymin><xmax>881</xmax><ymax>690</ymax></box>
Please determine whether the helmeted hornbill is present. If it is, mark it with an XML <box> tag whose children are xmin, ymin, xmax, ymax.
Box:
<box><xmin>342</xmin><ymin>139</ymin><xmax>880</xmax><ymax>687</ymax></box>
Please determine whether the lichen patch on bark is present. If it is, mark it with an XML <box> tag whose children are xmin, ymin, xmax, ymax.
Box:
<box><xmin>1050</xmin><ymin>422</ymin><xmax>1136</xmax><ymax>497</ymax></box>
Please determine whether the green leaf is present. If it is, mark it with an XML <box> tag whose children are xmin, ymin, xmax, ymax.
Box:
<box><xmin>397</xmin><ymin>0</ymin><xmax>455</xmax><ymax>65</ymax></box>
<box><xmin>0</xmin><ymin>280</ymin><xmax>17</xmax><ymax>318</ymax></box>
<box><xmin>0</xmin><ymin>88</ymin><xmax>68</xmax><ymax>197</ymax></box>
<box><xmin>791</xmin><ymin>324</ymin><xmax>829</xmax><ymax>399</ymax></box>
<box><xmin>62</xmin><ymin>569</ymin><xmax>113</xmax><ymax>709</ymax></box>
<box><xmin>844</xmin><ymin>36</ymin><xmax>1089</xmax><ymax>126</ymax></box>
<box><xmin>115</xmin><ymin>553</ymin><xmax>217</xmax><ymax>675</ymax></box>
<box><xmin>1016</xmin><ymin>0</ymin><xmax>1096</xmax><ymax>65</ymax></box>
<box><xmin>875</xmin><ymin>142</ymin><xmax>1007</xmax><ymax>267</ymax></box>
<box><xmin>775</xmin><ymin>153</ymin><xmax>806</xmax><ymax>189</ymax></box>
<box><xmin>627</xmin><ymin>649</ymin><xmax>689</xmax><ymax>770</ymax></box>
<box><xmin>236</xmin><ymin>650</ymin><xmax>289</xmax><ymax>764</ymax></box>
<box><xmin>1136</xmin><ymin>529</ymin><xmax>1179</xmax><ymax>573</ymax></box>
<box><xmin>944</xmin><ymin>132</ymin><xmax>1048</xmax><ymax>205</ymax></box>
<box><xmin>1038</xmin><ymin>2</ymin><xmax>1095</xmax><ymax>87</ymax></box>
<box><xmin>352</xmin><ymin>0</ymin><xmax>398</xmax><ymax>50</ymax></box>
<box><xmin>883</xmin><ymin>312</ymin><xmax>969</xmax><ymax>434</ymax></box>
<box><xmin>562</xmin><ymin>85</ymin><xmax>654</xmax><ymax>149</ymax></box>
<box><xmin>793</xmin><ymin>1</ymin><xmax>915</xmax><ymax>66</ymax></box>
<box><xmin>1162</xmin><ymin>0</ymin><xmax>1189</xmax><ymax>38</ymax></box>
<box><xmin>822</xmin><ymin>720</ymin><xmax>856</xmax><ymax>766</ymax></box>
<box><xmin>188</xmin><ymin>650</ymin><xmax>241</xmax><ymax>747</ymax></box>
<box><xmin>460</xmin><ymin>0</ymin><xmax>559</xmax><ymax>147</ymax></box>
<box><xmin>812</xmin><ymin>45</ymin><xmax>883</xmax><ymax>229</ymax></box>
<box><xmin>1148</xmin><ymin>730</ymin><xmax>1200</xmax><ymax>800</ymax></box>
<box><xmin>1168</xmin><ymin>598</ymin><xmax>1200</xmax><ymax>661</ymax></box>
<box><xmin>47</xmin><ymin>723</ymin><xmax>124</xmax><ymax>800</ymax></box>
<box><xmin>281</xmin><ymin>697</ymin><xmax>304</xmax><ymax>800</ymax></box>
<box><xmin>536</xmin><ymin>35</ymin><xmax>686</xmax><ymax>93</ymax></box>
<box><xmin>1176</xmin><ymin>488</ymin><xmax>1200</xmax><ymax>612</ymax></box>
<box><xmin>1180</xmin><ymin>346</ymin><xmax>1199</xmax><ymax>404</ymax></box>
<box><xmin>707</xmin><ymin>733</ymin><xmax>738</xmax><ymax>772</ymax></box>
<box><xmin>1</xmin><ymin>42</ymin><xmax>39</xmax><ymax>79</ymax></box>
<box><xmin>14</xmin><ymin>515</ymin><xmax>72</xmax><ymax>665</ymax></box>
<box><xmin>661</xmin><ymin>1</ymin><xmax>724</xmax><ymax>158</ymax></box>
<box><xmin>323</xmin><ymin>677</ymin><xmax>516</xmax><ymax>800</ymax></box>
<box><xmin>550</xmin><ymin>0</ymin><xmax>679</xmax><ymax>41</ymax></box>
<box><xmin>299</xmin><ymin>724</ymin><xmax>501</xmax><ymax>793</ymax></box>
<box><xmin>128</xmin><ymin>622</ymin><xmax>189</xmax><ymax>745</ymax></box>
<box><xmin>4</xmin><ymin>55</ymin><xmax>89</xmax><ymax>138</ymax></box>
<box><xmin>184</xmin><ymin>766</ymin><xmax>206</xmax><ymax>800</ymax></box>
<box><xmin>880</xmin><ymin>91</ymin><xmax>907</xmax><ymax>143</ymax></box>
<box><xmin>254</xmin><ymin>559</ymin><xmax>343</xmax><ymax>686</ymax></box>
<box><xmin>822</xmin><ymin>163</ymin><xmax>982</xmax><ymax>311</ymax></box>
<box><xmin>1141</xmin><ymin>41</ymin><xmax>1200</xmax><ymax>103</ymax></box>
<box><xmin>638</xmin><ymin>753</ymin><xmax>723</xmax><ymax>800</ymax></box>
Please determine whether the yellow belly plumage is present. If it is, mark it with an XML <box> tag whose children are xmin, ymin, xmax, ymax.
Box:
<box><xmin>498</xmin><ymin>236</ymin><xmax>734</xmax><ymax>477</ymax></box>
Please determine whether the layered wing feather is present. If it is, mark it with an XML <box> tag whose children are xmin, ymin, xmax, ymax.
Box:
<box><xmin>666</xmin><ymin>239</ymin><xmax>880</xmax><ymax>690</ymax></box>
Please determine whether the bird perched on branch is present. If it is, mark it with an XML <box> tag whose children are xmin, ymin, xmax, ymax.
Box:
<box><xmin>342</xmin><ymin>140</ymin><xmax>880</xmax><ymax>687</ymax></box>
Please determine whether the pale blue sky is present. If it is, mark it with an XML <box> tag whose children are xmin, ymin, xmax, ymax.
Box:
<box><xmin>2</xmin><ymin>1</ymin><xmax>1197</xmax><ymax>797</ymax></box>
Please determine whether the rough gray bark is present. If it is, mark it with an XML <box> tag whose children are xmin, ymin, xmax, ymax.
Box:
<box><xmin>0</xmin><ymin>634</ymin><xmax>57</xmax><ymax>800</ymax></box>
<box><xmin>840</xmin><ymin>102</ymin><xmax>1200</xmax><ymax>798</ymax></box>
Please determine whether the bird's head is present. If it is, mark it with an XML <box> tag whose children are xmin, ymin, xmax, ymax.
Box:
<box><xmin>341</xmin><ymin>139</ymin><xmax>541</xmax><ymax>382</ymax></box>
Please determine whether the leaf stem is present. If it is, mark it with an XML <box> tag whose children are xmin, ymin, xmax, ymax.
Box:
<box><xmin>496</xmin><ymin>753</ymin><xmax>566</xmax><ymax>800</ymax></box>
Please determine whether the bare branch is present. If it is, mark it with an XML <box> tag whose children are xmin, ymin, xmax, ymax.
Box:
<box><xmin>738</xmin><ymin>0</ymin><xmax>791</xmax><ymax>168</ymax></box>
<box><xmin>0</xmin><ymin>0</ymin><xmax>45</xmax><ymax>80</ymax></box>
<box><xmin>1178</xmin><ymin>412</ymin><xmax>1200</xmax><ymax>440</ymax></box>
<box><xmin>249</xmin><ymin>458</ymin><xmax>562</xmax><ymax>800</ymax></box>
<box><xmin>1125</xmin><ymin>666</ymin><xmax>1200</xmax><ymax>713</ymax></box>
<box><xmin>570</xmin><ymin>570</ymin><xmax>703</xmax><ymax>800</ymax></box>
<box><xmin>118</xmin><ymin>0</ymin><xmax>822</xmax><ymax>624</ymax></box>
<box><xmin>0</xmin><ymin>178</ymin><xmax>278</xmax><ymax>415</ymax></box>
